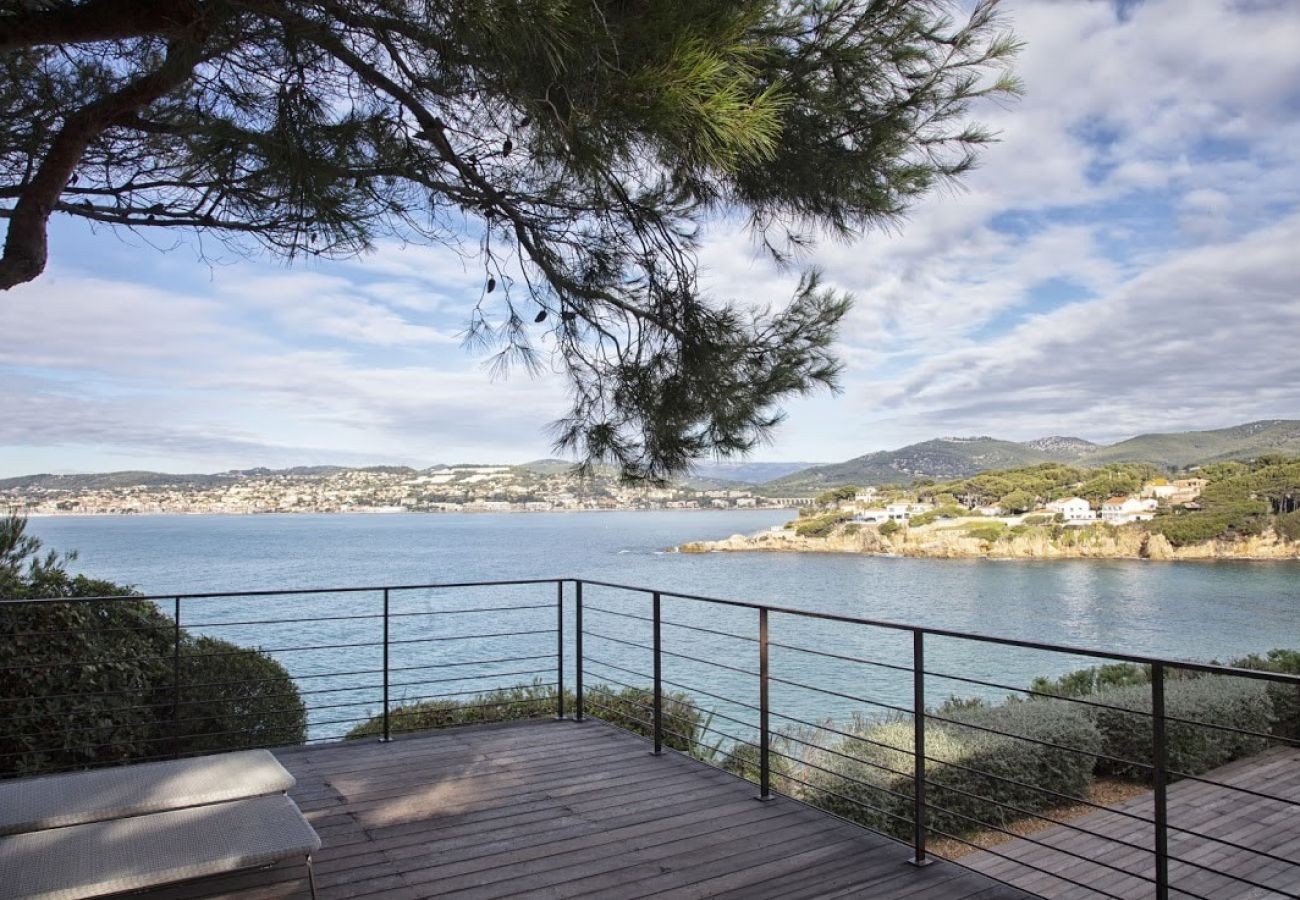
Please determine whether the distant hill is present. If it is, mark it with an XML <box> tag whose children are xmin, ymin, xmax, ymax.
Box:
<box><xmin>1024</xmin><ymin>436</ymin><xmax>1099</xmax><ymax>458</ymax></box>
<box><xmin>758</xmin><ymin>420</ymin><xmax>1300</xmax><ymax>494</ymax></box>
<box><xmin>689</xmin><ymin>461</ymin><xmax>822</xmax><ymax>484</ymax></box>
<box><xmin>759</xmin><ymin>437</ymin><xmax>1061</xmax><ymax>494</ymax></box>
<box><xmin>518</xmin><ymin>458</ymin><xmax>820</xmax><ymax>487</ymax></box>
<box><xmin>0</xmin><ymin>471</ymin><xmax>231</xmax><ymax>491</ymax></box>
<box><xmin>1081</xmin><ymin>420</ymin><xmax>1300</xmax><ymax>469</ymax></box>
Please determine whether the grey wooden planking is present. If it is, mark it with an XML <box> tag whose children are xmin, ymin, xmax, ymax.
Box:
<box><xmin>961</xmin><ymin>745</ymin><xmax>1300</xmax><ymax>899</ymax></box>
<box><xmin>129</xmin><ymin>719</ymin><xmax>1032</xmax><ymax>900</ymax></box>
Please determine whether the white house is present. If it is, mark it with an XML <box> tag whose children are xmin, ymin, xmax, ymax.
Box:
<box><xmin>1046</xmin><ymin>497</ymin><xmax>1096</xmax><ymax>524</ymax></box>
<box><xmin>1101</xmin><ymin>495</ymin><xmax>1158</xmax><ymax>524</ymax></box>
<box><xmin>1142</xmin><ymin>482</ymin><xmax>1178</xmax><ymax>500</ymax></box>
<box><xmin>884</xmin><ymin>501</ymin><xmax>933</xmax><ymax>522</ymax></box>
<box><xmin>854</xmin><ymin>487</ymin><xmax>880</xmax><ymax>504</ymax></box>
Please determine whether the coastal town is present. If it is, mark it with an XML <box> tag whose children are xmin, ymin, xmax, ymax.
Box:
<box><xmin>1</xmin><ymin>463</ymin><xmax>807</xmax><ymax>516</ymax></box>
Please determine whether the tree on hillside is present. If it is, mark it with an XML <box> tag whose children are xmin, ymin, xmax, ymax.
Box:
<box><xmin>815</xmin><ymin>485</ymin><xmax>858</xmax><ymax>507</ymax></box>
<box><xmin>1000</xmin><ymin>489</ymin><xmax>1034</xmax><ymax>514</ymax></box>
<box><xmin>1</xmin><ymin>0</ymin><xmax>1018</xmax><ymax>479</ymax></box>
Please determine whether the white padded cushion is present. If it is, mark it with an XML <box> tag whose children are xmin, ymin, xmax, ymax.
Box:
<box><xmin>0</xmin><ymin>750</ymin><xmax>294</xmax><ymax>835</ymax></box>
<box><xmin>0</xmin><ymin>793</ymin><xmax>320</xmax><ymax>900</ymax></box>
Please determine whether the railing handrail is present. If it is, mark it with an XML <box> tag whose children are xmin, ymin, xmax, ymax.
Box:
<box><xmin>5</xmin><ymin>573</ymin><xmax>1298</xmax><ymax>899</ymax></box>
<box><xmin>5</xmin><ymin>574</ymin><xmax>1299</xmax><ymax>687</ymax></box>
<box><xmin>0</xmin><ymin>577</ymin><xmax>565</xmax><ymax>605</ymax></box>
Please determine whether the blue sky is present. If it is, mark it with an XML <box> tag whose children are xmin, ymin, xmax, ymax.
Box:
<box><xmin>3</xmin><ymin>0</ymin><xmax>1300</xmax><ymax>476</ymax></box>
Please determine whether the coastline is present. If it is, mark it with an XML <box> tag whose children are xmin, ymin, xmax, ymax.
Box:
<box><xmin>20</xmin><ymin>506</ymin><xmax>786</xmax><ymax>519</ymax></box>
<box><xmin>676</xmin><ymin>523</ymin><xmax>1300</xmax><ymax>562</ymax></box>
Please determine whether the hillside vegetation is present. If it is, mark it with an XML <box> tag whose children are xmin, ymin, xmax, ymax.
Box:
<box><xmin>758</xmin><ymin>419</ymin><xmax>1300</xmax><ymax>494</ymax></box>
<box><xmin>692</xmin><ymin>456</ymin><xmax>1300</xmax><ymax>559</ymax></box>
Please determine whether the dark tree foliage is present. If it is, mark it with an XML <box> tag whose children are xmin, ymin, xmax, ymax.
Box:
<box><xmin>0</xmin><ymin>0</ymin><xmax>1018</xmax><ymax>479</ymax></box>
<box><xmin>0</xmin><ymin>513</ymin><xmax>306</xmax><ymax>775</ymax></box>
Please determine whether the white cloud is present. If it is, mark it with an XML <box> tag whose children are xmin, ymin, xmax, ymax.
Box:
<box><xmin>864</xmin><ymin>213</ymin><xmax>1300</xmax><ymax>441</ymax></box>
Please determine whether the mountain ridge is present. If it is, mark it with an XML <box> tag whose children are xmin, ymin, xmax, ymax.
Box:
<box><xmin>4</xmin><ymin>420</ymin><xmax>1297</xmax><ymax>496</ymax></box>
<box><xmin>758</xmin><ymin>419</ymin><xmax>1300</xmax><ymax>493</ymax></box>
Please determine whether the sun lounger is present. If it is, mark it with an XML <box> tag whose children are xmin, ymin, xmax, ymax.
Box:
<box><xmin>0</xmin><ymin>750</ymin><xmax>295</xmax><ymax>835</ymax></box>
<box><xmin>0</xmin><ymin>751</ymin><xmax>319</xmax><ymax>900</ymax></box>
<box><xmin>0</xmin><ymin>793</ymin><xmax>319</xmax><ymax>900</ymax></box>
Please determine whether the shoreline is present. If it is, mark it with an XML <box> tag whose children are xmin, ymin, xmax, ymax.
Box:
<box><xmin>20</xmin><ymin>507</ymin><xmax>787</xmax><ymax>519</ymax></box>
<box><xmin>677</xmin><ymin>523</ymin><xmax>1300</xmax><ymax>563</ymax></box>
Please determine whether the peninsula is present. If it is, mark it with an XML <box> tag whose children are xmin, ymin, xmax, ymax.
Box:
<box><xmin>679</xmin><ymin>456</ymin><xmax>1300</xmax><ymax>561</ymax></box>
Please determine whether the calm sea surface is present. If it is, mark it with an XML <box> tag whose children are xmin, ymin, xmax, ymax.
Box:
<box><xmin>25</xmin><ymin>512</ymin><xmax>1300</xmax><ymax>741</ymax></box>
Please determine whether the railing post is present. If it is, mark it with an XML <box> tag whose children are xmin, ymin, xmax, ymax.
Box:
<box><xmin>757</xmin><ymin>606</ymin><xmax>771</xmax><ymax>801</ymax></box>
<box><xmin>575</xmin><ymin>580</ymin><xmax>584</xmax><ymax>721</ymax></box>
<box><xmin>1152</xmin><ymin>662</ymin><xmax>1169</xmax><ymax>900</ymax></box>
<box><xmin>652</xmin><ymin>591</ymin><xmax>663</xmax><ymax>755</ymax></box>
<box><xmin>381</xmin><ymin>588</ymin><xmax>391</xmax><ymax>743</ymax></box>
<box><xmin>556</xmin><ymin>580</ymin><xmax>565</xmax><ymax>720</ymax></box>
<box><xmin>172</xmin><ymin>597</ymin><xmax>181</xmax><ymax>758</ymax></box>
<box><xmin>909</xmin><ymin>629</ymin><xmax>930</xmax><ymax>866</ymax></box>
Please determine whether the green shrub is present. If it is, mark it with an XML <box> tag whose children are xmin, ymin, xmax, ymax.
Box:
<box><xmin>0</xmin><ymin>600</ymin><xmax>308</xmax><ymax>775</ymax></box>
<box><xmin>347</xmin><ymin>680</ymin><xmax>565</xmax><ymax>738</ymax></box>
<box><xmin>1276</xmin><ymin>510</ymin><xmax>1300</xmax><ymax>542</ymax></box>
<box><xmin>964</xmin><ymin>522</ymin><xmax>1006</xmax><ymax>542</ymax></box>
<box><xmin>172</xmin><ymin>636</ymin><xmax>307</xmax><ymax>753</ymax></box>
<box><xmin>0</xmin><ymin>514</ymin><xmax>308</xmax><ymax>775</ymax></box>
<box><xmin>1030</xmin><ymin>662</ymin><xmax>1150</xmax><ymax>698</ymax></box>
<box><xmin>721</xmin><ymin>738</ymin><xmax>793</xmax><ymax>784</ymax></box>
<box><xmin>842</xmin><ymin>523</ymin><xmax>862</xmax><ymax>536</ymax></box>
<box><xmin>908</xmin><ymin>511</ymin><xmax>938</xmax><ymax>527</ymax></box>
<box><xmin>795</xmin><ymin>510</ymin><xmax>852</xmax><ymax>538</ymax></box>
<box><xmin>1088</xmin><ymin>678</ymin><xmax>1274</xmax><ymax>781</ymax></box>
<box><xmin>0</xmin><ymin>597</ymin><xmax>174</xmax><ymax>775</ymax></box>
<box><xmin>585</xmin><ymin>685</ymin><xmax>708</xmax><ymax>754</ymax></box>
<box><xmin>1231</xmin><ymin>649</ymin><xmax>1300</xmax><ymax>740</ymax></box>
<box><xmin>1021</xmin><ymin>514</ymin><xmax>1053</xmax><ymax>526</ymax></box>
<box><xmin>799</xmin><ymin>701</ymin><xmax>1099</xmax><ymax>841</ymax></box>
<box><xmin>878</xmin><ymin>520</ymin><xmax>901</xmax><ymax>537</ymax></box>
<box><xmin>347</xmin><ymin>682</ymin><xmax>709</xmax><ymax>755</ymax></box>
<box><xmin>935</xmin><ymin>504</ymin><xmax>971</xmax><ymax>519</ymax></box>
<box><xmin>1145</xmin><ymin>499</ymin><xmax>1270</xmax><ymax>547</ymax></box>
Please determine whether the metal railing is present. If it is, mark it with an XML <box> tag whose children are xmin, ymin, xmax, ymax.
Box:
<box><xmin>569</xmin><ymin>578</ymin><xmax>1300</xmax><ymax>900</ymax></box>
<box><xmin>3</xmin><ymin>576</ymin><xmax>1299</xmax><ymax>900</ymax></box>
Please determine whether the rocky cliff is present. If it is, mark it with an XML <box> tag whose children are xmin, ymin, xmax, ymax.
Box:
<box><xmin>679</xmin><ymin>524</ymin><xmax>1300</xmax><ymax>561</ymax></box>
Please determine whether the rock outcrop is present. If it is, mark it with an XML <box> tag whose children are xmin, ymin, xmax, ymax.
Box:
<box><xmin>678</xmin><ymin>524</ymin><xmax>1300</xmax><ymax>561</ymax></box>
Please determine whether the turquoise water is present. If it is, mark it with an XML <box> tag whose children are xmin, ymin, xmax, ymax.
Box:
<box><xmin>24</xmin><ymin>512</ymin><xmax>1300</xmax><ymax>741</ymax></box>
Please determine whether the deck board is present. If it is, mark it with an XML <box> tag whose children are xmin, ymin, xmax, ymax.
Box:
<box><xmin>961</xmin><ymin>745</ymin><xmax>1300</xmax><ymax>899</ymax></box>
<box><xmin>133</xmin><ymin>719</ymin><xmax>1031</xmax><ymax>900</ymax></box>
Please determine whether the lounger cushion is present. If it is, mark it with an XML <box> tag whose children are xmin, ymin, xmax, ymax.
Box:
<box><xmin>0</xmin><ymin>793</ymin><xmax>320</xmax><ymax>900</ymax></box>
<box><xmin>0</xmin><ymin>750</ymin><xmax>295</xmax><ymax>836</ymax></box>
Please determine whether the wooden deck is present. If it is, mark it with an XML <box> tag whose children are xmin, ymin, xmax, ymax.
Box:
<box><xmin>963</xmin><ymin>746</ymin><xmax>1300</xmax><ymax>899</ymax></box>
<box><xmin>138</xmin><ymin>719</ymin><xmax>1031</xmax><ymax>900</ymax></box>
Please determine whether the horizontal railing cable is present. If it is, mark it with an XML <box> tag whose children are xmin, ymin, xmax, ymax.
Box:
<box><xmin>582</xmin><ymin>654</ymin><xmax>765</xmax><ymax>716</ymax></box>
<box><xmin>0</xmin><ymin>577</ymin><xmax>564</xmax><ymax>606</ymax></box>
<box><xmin>924</xmin><ymin>710</ymin><xmax>1154</xmax><ymax>771</ymax></box>
<box><xmin>577</xmin><ymin>579</ymin><xmax>1300</xmax><ymax>687</ymax></box>
<box><xmin>766</xmin><ymin>674</ymin><xmax>913</xmax><ymax>716</ymax></box>
<box><xmin>182</xmin><ymin>603</ymin><xmax>553</xmax><ymax>630</ymax></box>
<box><xmin>586</xmin><ymin>602</ymin><xmax>760</xmax><ymax>644</ymax></box>
<box><xmin>766</xmin><ymin>639</ymin><xmax>912</xmax><ymax>673</ymax></box>
<box><xmin>925</xmin><ymin>666</ymin><xmax>1300</xmax><ymax>747</ymax></box>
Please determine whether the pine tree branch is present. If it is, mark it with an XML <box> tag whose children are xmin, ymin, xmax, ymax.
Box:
<box><xmin>0</xmin><ymin>28</ymin><xmax>205</xmax><ymax>289</ymax></box>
